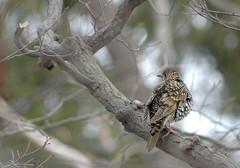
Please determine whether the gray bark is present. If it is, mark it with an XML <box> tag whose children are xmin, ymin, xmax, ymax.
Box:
<box><xmin>12</xmin><ymin>0</ymin><xmax>240</xmax><ymax>167</ymax></box>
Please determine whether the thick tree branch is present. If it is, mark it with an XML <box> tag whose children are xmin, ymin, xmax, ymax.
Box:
<box><xmin>53</xmin><ymin>36</ymin><xmax>239</xmax><ymax>168</ymax></box>
<box><xmin>11</xmin><ymin>0</ymin><xmax>146</xmax><ymax>63</ymax></box>
<box><xmin>181</xmin><ymin>130</ymin><xmax>240</xmax><ymax>152</ymax></box>
<box><xmin>37</xmin><ymin>0</ymin><xmax>63</xmax><ymax>70</ymax></box>
<box><xmin>11</xmin><ymin>0</ymin><xmax>240</xmax><ymax>167</ymax></box>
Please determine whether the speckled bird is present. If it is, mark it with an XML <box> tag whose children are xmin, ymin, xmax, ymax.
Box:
<box><xmin>145</xmin><ymin>68</ymin><xmax>193</xmax><ymax>151</ymax></box>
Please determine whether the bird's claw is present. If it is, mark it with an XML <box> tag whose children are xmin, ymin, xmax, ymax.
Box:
<box><xmin>163</xmin><ymin>124</ymin><xmax>180</xmax><ymax>139</ymax></box>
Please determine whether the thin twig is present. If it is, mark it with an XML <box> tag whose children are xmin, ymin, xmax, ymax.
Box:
<box><xmin>115</xmin><ymin>37</ymin><xmax>161</xmax><ymax>51</ymax></box>
<box><xmin>148</xmin><ymin>0</ymin><xmax>177</xmax><ymax>16</ymax></box>
<box><xmin>29</xmin><ymin>88</ymin><xmax>85</xmax><ymax>123</ymax></box>
<box><xmin>0</xmin><ymin>38</ymin><xmax>38</xmax><ymax>63</ymax></box>
<box><xmin>37</xmin><ymin>154</ymin><xmax>54</xmax><ymax>168</ymax></box>
<box><xmin>198</xmin><ymin>81</ymin><xmax>221</xmax><ymax>112</ymax></box>
<box><xmin>40</xmin><ymin>110</ymin><xmax>106</xmax><ymax>129</ymax></box>
<box><xmin>187</xmin><ymin>0</ymin><xmax>240</xmax><ymax>31</ymax></box>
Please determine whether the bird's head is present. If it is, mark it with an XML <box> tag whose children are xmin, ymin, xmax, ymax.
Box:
<box><xmin>157</xmin><ymin>68</ymin><xmax>181</xmax><ymax>80</ymax></box>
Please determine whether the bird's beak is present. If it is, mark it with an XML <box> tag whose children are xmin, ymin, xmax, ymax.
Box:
<box><xmin>156</xmin><ymin>74</ymin><xmax>163</xmax><ymax>78</ymax></box>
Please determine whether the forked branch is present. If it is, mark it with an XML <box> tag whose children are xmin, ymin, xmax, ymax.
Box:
<box><xmin>9</xmin><ymin>0</ymin><xmax>240</xmax><ymax>167</ymax></box>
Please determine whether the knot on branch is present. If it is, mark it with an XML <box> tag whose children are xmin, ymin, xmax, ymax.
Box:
<box><xmin>131</xmin><ymin>100</ymin><xmax>145</xmax><ymax>110</ymax></box>
<box><xmin>90</xmin><ymin>83</ymin><xmax>101</xmax><ymax>96</ymax></box>
<box><xmin>62</xmin><ymin>36</ymin><xmax>92</xmax><ymax>58</ymax></box>
<box><xmin>37</xmin><ymin>57</ymin><xmax>55</xmax><ymax>71</ymax></box>
<box><xmin>62</xmin><ymin>37</ymin><xmax>80</xmax><ymax>53</ymax></box>
<box><xmin>115</xmin><ymin>109</ymin><xmax>129</xmax><ymax>126</ymax></box>
<box><xmin>179</xmin><ymin>135</ymin><xmax>200</xmax><ymax>153</ymax></box>
<box><xmin>215</xmin><ymin>148</ymin><xmax>228</xmax><ymax>157</ymax></box>
<box><xmin>115</xmin><ymin>107</ymin><xmax>144</xmax><ymax>134</ymax></box>
<box><xmin>115</xmin><ymin>108</ymin><xmax>135</xmax><ymax>131</ymax></box>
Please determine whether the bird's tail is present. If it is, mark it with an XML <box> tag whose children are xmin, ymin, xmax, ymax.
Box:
<box><xmin>146</xmin><ymin>119</ymin><xmax>164</xmax><ymax>152</ymax></box>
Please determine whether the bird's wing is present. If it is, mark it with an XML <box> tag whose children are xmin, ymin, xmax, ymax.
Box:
<box><xmin>144</xmin><ymin>82</ymin><xmax>165</xmax><ymax>122</ymax></box>
<box><xmin>174</xmin><ymin>87</ymin><xmax>193</xmax><ymax>121</ymax></box>
<box><xmin>150</xmin><ymin>80</ymin><xmax>188</xmax><ymax>123</ymax></box>
<box><xmin>144</xmin><ymin>92</ymin><xmax>154</xmax><ymax>122</ymax></box>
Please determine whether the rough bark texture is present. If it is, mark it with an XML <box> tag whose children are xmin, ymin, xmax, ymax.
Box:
<box><xmin>37</xmin><ymin>0</ymin><xmax>63</xmax><ymax>70</ymax></box>
<box><xmin>12</xmin><ymin>0</ymin><xmax>240</xmax><ymax>168</ymax></box>
<box><xmin>53</xmin><ymin>36</ymin><xmax>239</xmax><ymax>168</ymax></box>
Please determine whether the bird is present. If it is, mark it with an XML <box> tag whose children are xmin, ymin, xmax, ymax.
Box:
<box><xmin>144</xmin><ymin>68</ymin><xmax>193</xmax><ymax>152</ymax></box>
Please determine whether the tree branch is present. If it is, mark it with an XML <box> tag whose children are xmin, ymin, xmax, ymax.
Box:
<box><xmin>53</xmin><ymin>36</ymin><xmax>239</xmax><ymax>168</ymax></box>
<box><xmin>0</xmin><ymin>98</ymin><xmax>92</xmax><ymax>168</ymax></box>
<box><xmin>11</xmin><ymin>0</ymin><xmax>240</xmax><ymax>167</ymax></box>
<box><xmin>11</xmin><ymin>0</ymin><xmax>147</xmax><ymax>64</ymax></box>
<box><xmin>187</xmin><ymin>0</ymin><xmax>240</xmax><ymax>31</ymax></box>
<box><xmin>86</xmin><ymin>0</ymin><xmax>146</xmax><ymax>53</ymax></box>
<box><xmin>37</xmin><ymin>0</ymin><xmax>63</xmax><ymax>70</ymax></box>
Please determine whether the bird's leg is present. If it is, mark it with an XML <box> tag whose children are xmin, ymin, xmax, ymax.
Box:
<box><xmin>163</xmin><ymin>121</ymin><xmax>180</xmax><ymax>139</ymax></box>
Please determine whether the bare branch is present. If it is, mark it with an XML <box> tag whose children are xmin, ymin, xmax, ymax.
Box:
<box><xmin>78</xmin><ymin>0</ymin><xmax>98</xmax><ymax>19</ymax></box>
<box><xmin>115</xmin><ymin>37</ymin><xmax>161</xmax><ymax>51</ymax></box>
<box><xmin>37</xmin><ymin>154</ymin><xmax>54</xmax><ymax>168</ymax></box>
<box><xmin>11</xmin><ymin>3</ymin><xmax>74</xmax><ymax>66</ymax></box>
<box><xmin>187</xmin><ymin>0</ymin><xmax>240</xmax><ymax>31</ymax></box>
<box><xmin>0</xmin><ymin>30</ymin><xmax>39</xmax><ymax>63</ymax></box>
<box><xmin>29</xmin><ymin>88</ymin><xmax>85</xmax><ymax>123</ymax></box>
<box><xmin>10</xmin><ymin>0</ymin><xmax>240</xmax><ymax>167</ymax></box>
<box><xmin>54</xmin><ymin>36</ymin><xmax>239</xmax><ymax>168</ymax></box>
<box><xmin>79</xmin><ymin>0</ymin><xmax>113</xmax><ymax>31</ymax></box>
<box><xmin>182</xmin><ymin>131</ymin><xmax>240</xmax><ymax>152</ymax></box>
<box><xmin>36</xmin><ymin>0</ymin><xmax>64</xmax><ymax>70</ymax></box>
<box><xmin>40</xmin><ymin>110</ymin><xmax>106</xmax><ymax>130</ymax></box>
<box><xmin>12</xmin><ymin>27</ymin><xmax>40</xmax><ymax>58</ymax></box>
<box><xmin>2</xmin><ymin>138</ymin><xmax>52</xmax><ymax>168</ymax></box>
<box><xmin>86</xmin><ymin>0</ymin><xmax>145</xmax><ymax>53</ymax></box>
<box><xmin>0</xmin><ymin>97</ymin><xmax>93</xmax><ymax>168</ymax></box>
<box><xmin>148</xmin><ymin>0</ymin><xmax>177</xmax><ymax>16</ymax></box>
<box><xmin>198</xmin><ymin>81</ymin><xmax>221</xmax><ymax>112</ymax></box>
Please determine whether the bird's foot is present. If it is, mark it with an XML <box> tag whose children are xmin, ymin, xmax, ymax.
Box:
<box><xmin>163</xmin><ymin>125</ymin><xmax>180</xmax><ymax>139</ymax></box>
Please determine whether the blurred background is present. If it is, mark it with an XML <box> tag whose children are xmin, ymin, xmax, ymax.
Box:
<box><xmin>0</xmin><ymin>0</ymin><xmax>240</xmax><ymax>167</ymax></box>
